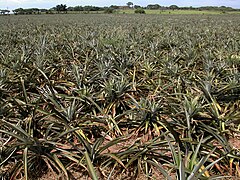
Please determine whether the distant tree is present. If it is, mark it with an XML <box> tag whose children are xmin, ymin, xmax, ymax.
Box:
<box><xmin>134</xmin><ymin>5</ymin><xmax>141</xmax><ymax>9</ymax></box>
<box><xmin>73</xmin><ymin>6</ymin><xmax>84</xmax><ymax>11</ymax></box>
<box><xmin>104</xmin><ymin>8</ymin><xmax>114</xmax><ymax>14</ymax></box>
<box><xmin>46</xmin><ymin>10</ymin><xmax>54</xmax><ymax>14</ymax></box>
<box><xmin>189</xmin><ymin>6</ymin><xmax>193</xmax><ymax>9</ymax></box>
<box><xmin>67</xmin><ymin>7</ymin><xmax>74</xmax><ymax>11</ymax></box>
<box><xmin>126</xmin><ymin>2</ymin><xmax>133</xmax><ymax>8</ymax></box>
<box><xmin>110</xmin><ymin>5</ymin><xmax>119</xmax><ymax>9</ymax></box>
<box><xmin>50</xmin><ymin>7</ymin><xmax>56</xmax><ymax>11</ymax></box>
<box><xmin>83</xmin><ymin>6</ymin><xmax>103</xmax><ymax>11</ymax></box>
<box><xmin>219</xmin><ymin>6</ymin><xmax>233</xmax><ymax>11</ymax></box>
<box><xmin>147</xmin><ymin>4</ymin><xmax>161</xmax><ymax>10</ymax></box>
<box><xmin>31</xmin><ymin>8</ymin><xmax>40</xmax><ymax>14</ymax></box>
<box><xmin>12</xmin><ymin>8</ymin><xmax>41</xmax><ymax>15</ymax></box>
<box><xmin>0</xmin><ymin>9</ymin><xmax>10</xmax><ymax>15</ymax></box>
<box><xmin>40</xmin><ymin>9</ymin><xmax>48</xmax><ymax>13</ymax></box>
<box><xmin>169</xmin><ymin>5</ymin><xmax>179</xmax><ymax>10</ymax></box>
<box><xmin>135</xmin><ymin>8</ymin><xmax>145</xmax><ymax>14</ymax></box>
<box><xmin>56</xmin><ymin>4</ymin><xmax>67</xmax><ymax>13</ymax></box>
<box><xmin>13</xmin><ymin>8</ymin><xmax>25</xmax><ymax>15</ymax></box>
<box><xmin>24</xmin><ymin>9</ymin><xmax>33</xmax><ymax>14</ymax></box>
<box><xmin>56</xmin><ymin>5</ymin><xmax>60</xmax><ymax>13</ymax></box>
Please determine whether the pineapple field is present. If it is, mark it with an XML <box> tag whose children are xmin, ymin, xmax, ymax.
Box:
<box><xmin>0</xmin><ymin>14</ymin><xmax>240</xmax><ymax>179</ymax></box>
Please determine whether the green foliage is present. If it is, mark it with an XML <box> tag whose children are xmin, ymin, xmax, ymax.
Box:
<box><xmin>147</xmin><ymin>4</ymin><xmax>161</xmax><ymax>10</ymax></box>
<box><xmin>169</xmin><ymin>5</ymin><xmax>179</xmax><ymax>10</ymax></box>
<box><xmin>127</xmin><ymin>2</ymin><xmax>134</xmax><ymax>8</ymax></box>
<box><xmin>135</xmin><ymin>8</ymin><xmax>146</xmax><ymax>14</ymax></box>
<box><xmin>56</xmin><ymin>4</ymin><xmax>67</xmax><ymax>13</ymax></box>
<box><xmin>0</xmin><ymin>14</ymin><xmax>240</xmax><ymax>179</ymax></box>
<box><xmin>104</xmin><ymin>8</ymin><xmax>115</xmax><ymax>14</ymax></box>
<box><xmin>0</xmin><ymin>10</ymin><xmax>10</xmax><ymax>15</ymax></box>
<box><xmin>13</xmin><ymin>8</ymin><xmax>40</xmax><ymax>15</ymax></box>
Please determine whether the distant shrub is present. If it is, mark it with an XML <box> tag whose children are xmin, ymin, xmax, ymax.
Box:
<box><xmin>135</xmin><ymin>8</ymin><xmax>145</xmax><ymax>14</ymax></box>
<box><xmin>46</xmin><ymin>10</ymin><xmax>54</xmax><ymax>14</ymax></box>
<box><xmin>104</xmin><ymin>8</ymin><xmax>114</xmax><ymax>14</ymax></box>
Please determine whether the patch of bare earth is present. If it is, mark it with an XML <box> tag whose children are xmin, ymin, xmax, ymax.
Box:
<box><xmin>14</xmin><ymin>131</ymin><xmax>240</xmax><ymax>179</ymax></box>
<box><xmin>39</xmin><ymin>167</ymin><xmax>175</xmax><ymax>180</ymax></box>
<box><xmin>228</xmin><ymin>132</ymin><xmax>240</xmax><ymax>150</ymax></box>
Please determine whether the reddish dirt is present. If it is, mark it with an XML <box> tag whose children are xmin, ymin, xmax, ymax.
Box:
<box><xmin>228</xmin><ymin>132</ymin><xmax>240</xmax><ymax>150</ymax></box>
<box><xmin>39</xmin><ymin>167</ymin><xmax>172</xmax><ymax>180</ymax></box>
<box><xmin>6</xmin><ymin>131</ymin><xmax>240</xmax><ymax>180</ymax></box>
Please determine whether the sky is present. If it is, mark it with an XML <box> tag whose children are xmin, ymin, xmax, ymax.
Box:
<box><xmin>1</xmin><ymin>0</ymin><xmax>240</xmax><ymax>10</ymax></box>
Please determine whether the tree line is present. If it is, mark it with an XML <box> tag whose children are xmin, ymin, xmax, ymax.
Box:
<box><xmin>1</xmin><ymin>2</ymin><xmax>239</xmax><ymax>15</ymax></box>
